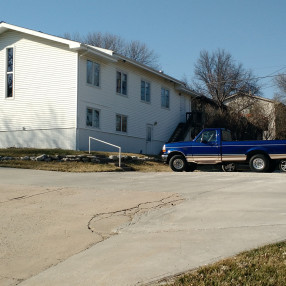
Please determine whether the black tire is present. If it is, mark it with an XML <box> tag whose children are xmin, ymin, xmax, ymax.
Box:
<box><xmin>185</xmin><ymin>163</ymin><xmax>197</xmax><ymax>172</ymax></box>
<box><xmin>249</xmin><ymin>154</ymin><xmax>269</xmax><ymax>172</ymax></box>
<box><xmin>169</xmin><ymin>155</ymin><xmax>187</xmax><ymax>172</ymax></box>
<box><xmin>222</xmin><ymin>163</ymin><xmax>236</xmax><ymax>172</ymax></box>
<box><xmin>279</xmin><ymin>160</ymin><xmax>286</xmax><ymax>172</ymax></box>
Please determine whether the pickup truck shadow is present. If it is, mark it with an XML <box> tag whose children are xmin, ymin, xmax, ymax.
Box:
<box><xmin>195</xmin><ymin>164</ymin><xmax>282</xmax><ymax>173</ymax></box>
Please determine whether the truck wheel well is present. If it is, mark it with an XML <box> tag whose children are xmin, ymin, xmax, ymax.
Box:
<box><xmin>246</xmin><ymin>150</ymin><xmax>271</xmax><ymax>162</ymax></box>
<box><xmin>167</xmin><ymin>152</ymin><xmax>186</xmax><ymax>164</ymax></box>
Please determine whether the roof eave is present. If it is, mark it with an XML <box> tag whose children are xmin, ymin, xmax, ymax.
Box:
<box><xmin>74</xmin><ymin>44</ymin><xmax>117</xmax><ymax>62</ymax></box>
<box><xmin>114</xmin><ymin>53</ymin><xmax>184</xmax><ymax>84</ymax></box>
<box><xmin>0</xmin><ymin>22</ymin><xmax>81</xmax><ymax>49</ymax></box>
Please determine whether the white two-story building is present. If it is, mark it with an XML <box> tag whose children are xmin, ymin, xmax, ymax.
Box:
<box><xmin>0</xmin><ymin>22</ymin><xmax>196</xmax><ymax>154</ymax></box>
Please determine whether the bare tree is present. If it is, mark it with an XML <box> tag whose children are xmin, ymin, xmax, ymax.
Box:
<box><xmin>193</xmin><ymin>49</ymin><xmax>261</xmax><ymax>108</ymax></box>
<box><xmin>274</xmin><ymin>74</ymin><xmax>286</xmax><ymax>104</ymax></box>
<box><xmin>62</xmin><ymin>32</ymin><xmax>82</xmax><ymax>42</ymax></box>
<box><xmin>85</xmin><ymin>32</ymin><xmax>125</xmax><ymax>54</ymax></box>
<box><xmin>124</xmin><ymin>41</ymin><xmax>159</xmax><ymax>69</ymax></box>
<box><xmin>63</xmin><ymin>31</ymin><xmax>160</xmax><ymax>69</ymax></box>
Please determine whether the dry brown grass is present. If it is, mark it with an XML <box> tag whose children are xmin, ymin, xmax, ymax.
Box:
<box><xmin>0</xmin><ymin>148</ymin><xmax>144</xmax><ymax>158</ymax></box>
<box><xmin>0</xmin><ymin>160</ymin><xmax>170</xmax><ymax>172</ymax></box>
<box><xmin>164</xmin><ymin>241</ymin><xmax>286</xmax><ymax>286</ymax></box>
<box><xmin>0</xmin><ymin>147</ymin><xmax>170</xmax><ymax>172</ymax></box>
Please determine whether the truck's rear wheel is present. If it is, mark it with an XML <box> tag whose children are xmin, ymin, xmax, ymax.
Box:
<box><xmin>169</xmin><ymin>155</ymin><xmax>186</xmax><ymax>172</ymax></box>
<box><xmin>249</xmin><ymin>154</ymin><xmax>269</xmax><ymax>172</ymax></box>
<box><xmin>222</xmin><ymin>163</ymin><xmax>236</xmax><ymax>172</ymax></box>
<box><xmin>279</xmin><ymin>160</ymin><xmax>286</xmax><ymax>172</ymax></box>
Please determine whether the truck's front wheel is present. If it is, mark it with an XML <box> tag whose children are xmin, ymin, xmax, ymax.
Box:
<box><xmin>249</xmin><ymin>154</ymin><xmax>269</xmax><ymax>172</ymax></box>
<box><xmin>169</xmin><ymin>155</ymin><xmax>187</xmax><ymax>172</ymax></box>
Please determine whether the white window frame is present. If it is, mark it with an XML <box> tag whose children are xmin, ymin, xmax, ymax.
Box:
<box><xmin>86</xmin><ymin>107</ymin><xmax>100</xmax><ymax>129</ymax></box>
<box><xmin>116</xmin><ymin>70</ymin><xmax>128</xmax><ymax>96</ymax></box>
<box><xmin>116</xmin><ymin>114</ymin><xmax>128</xmax><ymax>133</ymax></box>
<box><xmin>141</xmin><ymin>80</ymin><xmax>151</xmax><ymax>103</ymax></box>
<box><xmin>5</xmin><ymin>46</ymin><xmax>15</xmax><ymax>99</ymax></box>
<box><xmin>161</xmin><ymin>87</ymin><xmax>170</xmax><ymax>109</ymax></box>
<box><xmin>86</xmin><ymin>60</ymin><xmax>100</xmax><ymax>87</ymax></box>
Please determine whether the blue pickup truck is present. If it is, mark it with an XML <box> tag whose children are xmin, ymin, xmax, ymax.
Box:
<box><xmin>162</xmin><ymin>128</ymin><xmax>286</xmax><ymax>173</ymax></box>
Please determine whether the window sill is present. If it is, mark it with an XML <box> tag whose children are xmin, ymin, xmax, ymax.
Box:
<box><xmin>141</xmin><ymin>100</ymin><xmax>151</xmax><ymax>105</ymax></box>
<box><xmin>115</xmin><ymin>130</ymin><xmax>127</xmax><ymax>134</ymax></box>
<box><xmin>116</xmin><ymin>92</ymin><xmax>128</xmax><ymax>98</ymax></box>
<box><xmin>86</xmin><ymin>83</ymin><xmax>101</xmax><ymax>89</ymax></box>
<box><xmin>85</xmin><ymin>126</ymin><xmax>101</xmax><ymax>130</ymax></box>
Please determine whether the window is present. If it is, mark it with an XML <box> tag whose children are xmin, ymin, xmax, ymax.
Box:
<box><xmin>116</xmin><ymin>71</ymin><xmax>127</xmax><ymax>95</ymax></box>
<box><xmin>141</xmin><ymin>80</ymin><xmax>150</xmax><ymax>102</ymax></box>
<box><xmin>6</xmin><ymin>48</ymin><xmax>14</xmax><ymax>98</ymax></box>
<box><xmin>146</xmin><ymin>125</ymin><xmax>152</xmax><ymax>142</ymax></box>
<box><xmin>86</xmin><ymin>60</ymin><xmax>100</xmax><ymax>87</ymax></box>
<box><xmin>196</xmin><ymin>130</ymin><xmax>217</xmax><ymax>143</ymax></box>
<box><xmin>86</xmin><ymin>108</ymin><xmax>100</xmax><ymax>128</ymax></box>
<box><xmin>116</xmin><ymin>114</ymin><xmax>127</xmax><ymax>132</ymax></box>
<box><xmin>161</xmin><ymin>88</ymin><xmax>169</xmax><ymax>108</ymax></box>
<box><xmin>222</xmin><ymin>130</ymin><xmax>232</xmax><ymax>141</ymax></box>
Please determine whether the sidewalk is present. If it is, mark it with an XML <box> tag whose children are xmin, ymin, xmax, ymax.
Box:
<box><xmin>1</xmin><ymin>169</ymin><xmax>286</xmax><ymax>286</ymax></box>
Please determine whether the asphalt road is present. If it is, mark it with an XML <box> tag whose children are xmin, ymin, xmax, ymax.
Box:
<box><xmin>1</xmin><ymin>168</ymin><xmax>286</xmax><ymax>286</ymax></box>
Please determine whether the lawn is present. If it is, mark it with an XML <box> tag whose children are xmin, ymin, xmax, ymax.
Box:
<box><xmin>163</xmin><ymin>241</ymin><xmax>286</xmax><ymax>286</ymax></box>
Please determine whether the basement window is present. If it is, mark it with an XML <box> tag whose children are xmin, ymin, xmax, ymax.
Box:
<box><xmin>116</xmin><ymin>114</ymin><xmax>127</xmax><ymax>132</ymax></box>
<box><xmin>86</xmin><ymin>107</ymin><xmax>100</xmax><ymax>128</ymax></box>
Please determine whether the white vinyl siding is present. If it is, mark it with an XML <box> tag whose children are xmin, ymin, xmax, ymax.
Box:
<box><xmin>0</xmin><ymin>30</ymin><xmax>78</xmax><ymax>149</ymax></box>
<box><xmin>77</xmin><ymin>57</ymin><xmax>189</xmax><ymax>153</ymax></box>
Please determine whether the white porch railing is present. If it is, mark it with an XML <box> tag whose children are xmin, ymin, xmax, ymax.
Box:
<box><xmin>88</xmin><ymin>137</ymin><xmax>121</xmax><ymax>167</ymax></box>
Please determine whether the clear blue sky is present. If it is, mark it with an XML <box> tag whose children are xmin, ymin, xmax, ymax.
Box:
<box><xmin>1</xmin><ymin>0</ymin><xmax>285</xmax><ymax>99</ymax></box>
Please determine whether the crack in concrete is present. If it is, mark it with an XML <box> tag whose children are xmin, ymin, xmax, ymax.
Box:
<box><xmin>0</xmin><ymin>188</ymin><xmax>64</xmax><ymax>204</ymax></box>
<box><xmin>87</xmin><ymin>194</ymin><xmax>184</xmax><ymax>243</ymax></box>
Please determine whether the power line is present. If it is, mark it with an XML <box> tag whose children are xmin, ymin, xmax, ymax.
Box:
<box><xmin>265</xmin><ymin>66</ymin><xmax>286</xmax><ymax>77</ymax></box>
<box><xmin>196</xmin><ymin>73</ymin><xmax>286</xmax><ymax>86</ymax></box>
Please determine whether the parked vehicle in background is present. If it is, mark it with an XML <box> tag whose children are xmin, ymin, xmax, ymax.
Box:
<box><xmin>162</xmin><ymin>128</ymin><xmax>286</xmax><ymax>173</ymax></box>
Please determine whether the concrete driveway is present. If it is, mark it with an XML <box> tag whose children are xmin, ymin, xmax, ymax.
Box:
<box><xmin>1</xmin><ymin>168</ymin><xmax>286</xmax><ymax>286</ymax></box>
